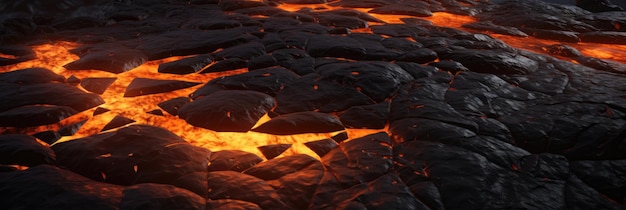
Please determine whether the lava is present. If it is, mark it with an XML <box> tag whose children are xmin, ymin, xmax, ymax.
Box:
<box><xmin>0</xmin><ymin>40</ymin><xmax>383</xmax><ymax>159</ymax></box>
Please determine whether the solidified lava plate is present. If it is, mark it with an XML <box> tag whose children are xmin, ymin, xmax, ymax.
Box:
<box><xmin>1</xmin><ymin>0</ymin><xmax>626</xmax><ymax>209</ymax></box>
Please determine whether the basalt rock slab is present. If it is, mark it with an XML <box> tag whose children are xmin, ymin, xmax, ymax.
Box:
<box><xmin>462</xmin><ymin>21</ymin><xmax>529</xmax><ymax>37</ymax></box>
<box><xmin>157</xmin><ymin>55</ymin><xmax>213</xmax><ymax>75</ymax></box>
<box><xmin>305</xmin><ymin>34</ymin><xmax>366</xmax><ymax>59</ymax></box>
<box><xmin>439</xmin><ymin>49</ymin><xmax>539</xmax><ymax>75</ymax></box>
<box><xmin>32</xmin><ymin>130</ymin><xmax>62</xmax><ymax>144</ymax></box>
<box><xmin>257</xmin><ymin>144</ymin><xmax>292</xmax><ymax>160</ymax></box>
<box><xmin>570</xmin><ymin>159</ymin><xmax>626</xmax><ymax>202</ymax></box>
<box><xmin>339</xmin><ymin>102</ymin><xmax>389</xmax><ymax>129</ymax></box>
<box><xmin>0</xmin><ymin>83</ymin><xmax>104</xmax><ymax>113</ymax></box>
<box><xmin>214</xmin><ymin>41</ymin><xmax>266</xmax><ymax>60</ymax></box>
<box><xmin>199</xmin><ymin>57</ymin><xmax>248</xmax><ymax>73</ymax></box>
<box><xmin>193</xmin><ymin>66</ymin><xmax>299</xmax><ymax>97</ymax></box>
<box><xmin>207</xmin><ymin>150</ymin><xmax>263</xmax><ymax>172</ymax></box>
<box><xmin>304</xmin><ymin>138</ymin><xmax>338</xmax><ymax>157</ymax></box>
<box><xmin>0</xmin><ymin>134</ymin><xmax>55</xmax><ymax>166</ymax></box>
<box><xmin>270</xmin><ymin>160</ymin><xmax>324</xmax><ymax>209</ymax></box>
<box><xmin>101</xmin><ymin>115</ymin><xmax>136</xmax><ymax>132</ymax></box>
<box><xmin>178</xmin><ymin>90</ymin><xmax>275</xmax><ymax>132</ymax></box>
<box><xmin>207</xmin><ymin>171</ymin><xmax>288</xmax><ymax>209</ymax></box>
<box><xmin>52</xmin><ymin>124</ymin><xmax>211</xmax><ymax>186</ymax></box>
<box><xmin>0</xmin><ymin>105</ymin><xmax>78</xmax><ymax>127</ymax></box>
<box><xmin>0</xmin><ymin>165</ymin><xmax>123</xmax><ymax>210</ymax></box>
<box><xmin>274</xmin><ymin>74</ymin><xmax>375</xmax><ymax>114</ymax></box>
<box><xmin>58</xmin><ymin>119</ymin><xmax>88</xmax><ymax>136</ymax></box>
<box><xmin>369</xmin><ymin>3</ymin><xmax>433</xmax><ymax>17</ymax></box>
<box><xmin>123</xmin><ymin>78</ymin><xmax>201</xmax><ymax>97</ymax></box>
<box><xmin>0</xmin><ymin>68</ymin><xmax>64</xmax><ymax>84</ymax></box>
<box><xmin>157</xmin><ymin>97</ymin><xmax>192</xmax><ymax>116</ymax></box>
<box><xmin>394</xmin><ymin>48</ymin><xmax>439</xmax><ymax>63</ymax></box>
<box><xmin>252</xmin><ymin>111</ymin><xmax>345</xmax><ymax>135</ymax></box>
<box><xmin>243</xmin><ymin>154</ymin><xmax>318</xmax><ymax>180</ymax></box>
<box><xmin>579</xmin><ymin>31</ymin><xmax>626</xmax><ymax>44</ymax></box>
<box><xmin>64</xmin><ymin>44</ymin><xmax>147</xmax><ymax>74</ymax></box>
<box><xmin>134</xmin><ymin>28</ymin><xmax>259</xmax><ymax>60</ymax></box>
<box><xmin>120</xmin><ymin>183</ymin><xmax>206</xmax><ymax>210</ymax></box>
<box><xmin>309</xmin><ymin>132</ymin><xmax>429</xmax><ymax>209</ymax></box>
<box><xmin>80</xmin><ymin>77</ymin><xmax>117</xmax><ymax>94</ymax></box>
<box><xmin>316</xmin><ymin>61</ymin><xmax>414</xmax><ymax>102</ymax></box>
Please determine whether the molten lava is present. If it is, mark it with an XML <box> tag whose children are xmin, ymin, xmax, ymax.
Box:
<box><xmin>0</xmin><ymin>40</ymin><xmax>383</xmax><ymax>159</ymax></box>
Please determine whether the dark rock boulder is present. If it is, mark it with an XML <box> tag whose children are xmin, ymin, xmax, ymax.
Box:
<box><xmin>101</xmin><ymin>115</ymin><xmax>136</xmax><ymax>132</ymax></box>
<box><xmin>120</xmin><ymin>183</ymin><xmax>205</xmax><ymax>210</ymax></box>
<box><xmin>244</xmin><ymin>154</ymin><xmax>318</xmax><ymax>180</ymax></box>
<box><xmin>157</xmin><ymin>97</ymin><xmax>192</xmax><ymax>116</ymax></box>
<box><xmin>192</xmin><ymin>66</ymin><xmax>299</xmax><ymax>98</ymax></box>
<box><xmin>123</xmin><ymin>78</ymin><xmax>201</xmax><ymax>97</ymax></box>
<box><xmin>339</xmin><ymin>102</ymin><xmax>389</xmax><ymax>129</ymax></box>
<box><xmin>305</xmin><ymin>34</ymin><xmax>366</xmax><ymax>59</ymax></box>
<box><xmin>304</xmin><ymin>138</ymin><xmax>338</xmax><ymax>157</ymax></box>
<box><xmin>0</xmin><ymin>105</ymin><xmax>77</xmax><ymax>127</ymax></box>
<box><xmin>579</xmin><ymin>31</ymin><xmax>626</xmax><ymax>44</ymax></box>
<box><xmin>394</xmin><ymin>48</ymin><xmax>438</xmax><ymax>64</ymax></box>
<box><xmin>439</xmin><ymin>49</ymin><xmax>538</xmax><ymax>75</ymax></box>
<box><xmin>207</xmin><ymin>150</ymin><xmax>263</xmax><ymax>172</ymax></box>
<box><xmin>0</xmin><ymin>68</ymin><xmax>64</xmax><ymax>84</ymax></box>
<box><xmin>214</xmin><ymin>41</ymin><xmax>266</xmax><ymax>60</ymax></box>
<box><xmin>0</xmin><ymin>165</ymin><xmax>123</xmax><ymax>210</ymax></box>
<box><xmin>207</xmin><ymin>171</ymin><xmax>288</xmax><ymax>209</ymax></box>
<box><xmin>257</xmin><ymin>144</ymin><xmax>292</xmax><ymax>160</ymax></box>
<box><xmin>0</xmin><ymin>134</ymin><xmax>55</xmax><ymax>166</ymax></box>
<box><xmin>64</xmin><ymin>44</ymin><xmax>147</xmax><ymax>74</ymax></box>
<box><xmin>252</xmin><ymin>111</ymin><xmax>345</xmax><ymax>135</ymax></box>
<box><xmin>178</xmin><ymin>90</ymin><xmax>275</xmax><ymax>132</ymax></box>
<box><xmin>199</xmin><ymin>57</ymin><xmax>248</xmax><ymax>73</ymax></box>
<box><xmin>52</xmin><ymin>124</ymin><xmax>211</xmax><ymax>186</ymax></box>
<box><xmin>274</xmin><ymin>74</ymin><xmax>375</xmax><ymax>114</ymax></box>
<box><xmin>80</xmin><ymin>77</ymin><xmax>117</xmax><ymax>94</ymax></box>
<box><xmin>0</xmin><ymin>83</ymin><xmax>104</xmax><ymax>113</ymax></box>
<box><xmin>158</xmin><ymin>55</ymin><xmax>213</xmax><ymax>75</ymax></box>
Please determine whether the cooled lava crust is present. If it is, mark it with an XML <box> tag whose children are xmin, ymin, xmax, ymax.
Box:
<box><xmin>0</xmin><ymin>0</ymin><xmax>625</xmax><ymax>209</ymax></box>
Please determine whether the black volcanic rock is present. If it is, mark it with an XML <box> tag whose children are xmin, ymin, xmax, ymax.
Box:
<box><xmin>579</xmin><ymin>31</ymin><xmax>626</xmax><ymax>44</ymax></box>
<box><xmin>257</xmin><ymin>144</ymin><xmax>292</xmax><ymax>160</ymax></box>
<box><xmin>93</xmin><ymin>107</ymin><xmax>111</xmax><ymax>116</ymax></box>
<box><xmin>0</xmin><ymin>83</ymin><xmax>104</xmax><ymax>113</ymax></box>
<box><xmin>101</xmin><ymin>115</ymin><xmax>136</xmax><ymax>132</ymax></box>
<box><xmin>304</xmin><ymin>139</ymin><xmax>338</xmax><ymax>157</ymax></box>
<box><xmin>52</xmin><ymin>124</ymin><xmax>211</xmax><ymax>186</ymax></box>
<box><xmin>207</xmin><ymin>199</ymin><xmax>262</xmax><ymax>210</ymax></box>
<box><xmin>58</xmin><ymin>119</ymin><xmax>88</xmax><ymax>136</ymax></box>
<box><xmin>274</xmin><ymin>74</ymin><xmax>375</xmax><ymax>114</ymax></box>
<box><xmin>0</xmin><ymin>105</ymin><xmax>77</xmax><ymax>127</ymax></box>
<box><xmin>0</xmin><ymin>134</ymin><xmax>55</xmax><ymax>166</ymax></box>
<box><xmin>207</xmin><ymin>171</ymin><xmax>288</xmax><ymax>209</ymax></box>
<box><xmin>123</xmin><ymin>78</ymin><xmax>201</xmax><ymax>97</ymax></box>
<box><xmin>253</xmin><ymin>111</ymin><xmax>345</xmax><ymax>135</ymax></box>
<box><xmin>193</xmin><ymin>66</ymin><xmax>299</xmax><ymax>97</ymax></box>
<box><xmin>157</xmin><ymin>97</ymin><xmax>191</xmax><ymax>116</ymax></box>
<box><xmin>218</xmin><ymin>0</ymin><xmax>268</xmax><ymax>11</ymax></box>
<box><xmin>248</xmin><ymin>54</ymin><xmax>278</xmax><ymax>70</ymax></box>
<box><xmin>394</xmin><ymin>48</ymin><xmax>438</xmax><ymax>63</ymax></box>
<box><xmin>244</xmin><ymin>154</ymin><xmax>317</xmax><ymax>180</ymax></box>
<box><xmin>0</xmin><ymin>165</ymin><xmax>123</xmax><ymax>210</ymax></box>
<box><xmin>32</xmin><ymin>130</ymin><xmax>61</xmax><ymax>144</ymax></box>
<box><xmin>0</xmin><ymin>68</ymin><xmax>64</xmax><ymax>84</ymax></box>
<box><xmin>64</xmin><ymin>44</ymin><xmax>147</xmax><ymax>74</ymax></box>
<box><xmin>339</xmin><ymin>102</ymin><xmax>389</xmax><ymax>129</ymax></box>
<box><xmin>545</xmin><ymin>44</ymin><xmax>584</xmax><ymax>57</ymax></box>
<box><xmin>305</xmin><ymin>34</ymin><xmax>366</xmax><ymax>59</ymax></box>
<box><xmin>462</xmin><ymin>21</ymin><xmax>529</xmax><ymax>37</ymax></box>
<box><xmin>157</xmin><ymin>55</ymin><xmax>213</xmax><ymax>75</ymax></box>
<box><xmin>178</xmin><ymin>90</ymin><xmax>275</xmax><ymax>132</ymax></box>
<box><xmin>120</xmin><ymin>183</ymin><xmax>205</xmax><ymax>210</ymax></box>
<box><xmin>316</xmin><ymin>61</ymin><xmax>414</xmax><ymax>102</ymax></box>
<box><xmin>80</xmin><ymin>77</ymin><xmax>117</xmax><ymax>94</ymax></box>
<box><xmin>439</xmin><ymin>49</ymin><xmax>538</xmax><ymax>75</ymax></box>
<box><xmin>135</xmin><ymin>28</ymin><xmax>259</xmax><ymax>60</ymax></box>
<box><xmin>369</xmin><ymin>3</ymin><xmax>433</xmax><ymax>17</ymax></box>
<box><xmin>214</xmin><ymin>41</ymin><xmax>266</xmax><ymax>60</ymax></box>
<box><xmin>521</xmin><ymin>28</ymin><xmax>580</xmax><ymax>43</ymax></box>
<box><xmin>207</xmin><ymin>150</ymin><xmax>263</xmax><ymax>172</ymax></box>
<box><xmin>199</xmin><ymin>58</ymin><xmax>248</xmax><ymax>73</ymax></box>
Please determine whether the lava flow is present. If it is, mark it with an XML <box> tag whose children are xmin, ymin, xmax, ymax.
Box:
<box><xmin>0</xmin><ymin>40</ymin><xmax>383</xmax><ymax>159</ymax></box>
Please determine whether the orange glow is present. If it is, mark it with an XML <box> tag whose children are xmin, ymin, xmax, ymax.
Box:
<box><xmin>0</xmin><ymin>41</ymin><xmax>383</xmax><ymax>159</ymax></box>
